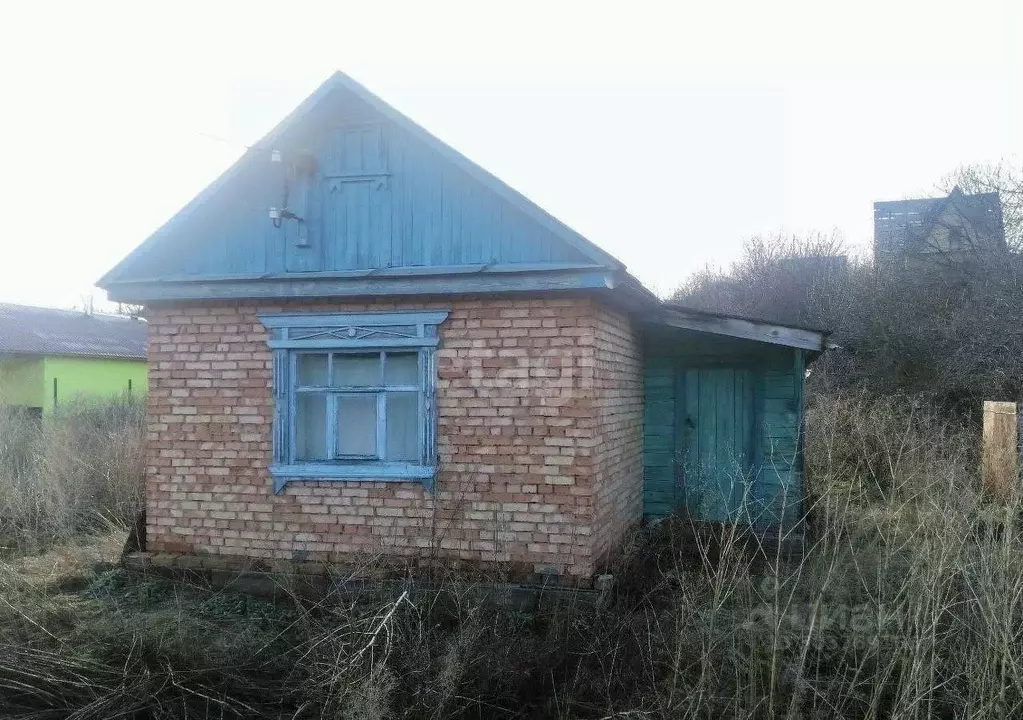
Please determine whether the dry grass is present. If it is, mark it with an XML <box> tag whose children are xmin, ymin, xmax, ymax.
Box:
<box><xmin>2</xmin><ymin>393</ymin><xmax>1023</xmax><ymax>718</ymax></box>
<box><xmin>0</xmin><ymin>398</ymin><xmax>144</xmax><ymax>555</ymax></box>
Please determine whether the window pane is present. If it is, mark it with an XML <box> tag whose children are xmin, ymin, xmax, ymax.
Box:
<box><xmin>386</xmin><ymin>392</ymin><xmax>419</xmax><ymax>462</ymax></box>
<box><xmin>296</xmin><ymin>354</ymin><xmax>328</xmax><ymax>386</ymax></box>
<box><xmin>384</xmin><ymin>352</ymin><xmax>419</xmax><ymax>386</ymax></box>
<box><xmin>332</xmin><ymin>353</ymin><xmax>380</xmax><ymax>387</ymax></box>
<box><xmin>295</xmin><ymin>393</ymin><xmax>327</xmax><ymax>460</ymax></box>
<box><xmin>337</xmin><ymin>394</ymin><xmax>378</xmax><ymax>456</ymax></box>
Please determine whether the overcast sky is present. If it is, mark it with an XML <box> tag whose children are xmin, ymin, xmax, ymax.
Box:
<box><xmin>0</xmin><ymin>0</ymin><xmax>1020</xmax><ymax>309</ymax></box>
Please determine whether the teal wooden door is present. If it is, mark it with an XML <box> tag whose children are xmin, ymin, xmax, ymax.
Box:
<box><xmin>676</xmin><ymin>368</ymin><xmax>756</xmax><ymax>522</ymax></box>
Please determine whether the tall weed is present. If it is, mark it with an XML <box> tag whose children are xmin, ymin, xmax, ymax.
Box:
<box><xmin>0</xmin><ymin>397</ymin><xmax>144</xmax><ymax>553</ymax></box>
<box><xmin>4</xmin><ymin>393</ymin><xmax>1023</xmax><ymax>718</ymax></box>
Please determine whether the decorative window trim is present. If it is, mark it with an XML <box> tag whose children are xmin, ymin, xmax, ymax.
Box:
<box><xmin>259</xmin><ymin>310</ymin><xmax>449</xmax><ymax>494</ymax></box>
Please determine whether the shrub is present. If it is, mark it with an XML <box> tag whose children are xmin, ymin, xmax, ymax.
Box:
<box><xmin>803</xmin><ymin>391</ymin><xmax>975</xmax><ymax>500</ymax></box>
<box><xmin>674</xmin><ymin>232</ymin><xmax>1023</xmax><ymax>410</ymax></box>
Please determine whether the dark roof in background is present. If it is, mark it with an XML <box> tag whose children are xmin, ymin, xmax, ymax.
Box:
<box><xmin>0</xmin><ymin>303</ymin><xmax>147</xmax><ymax>360</ymax></box>
<box><xmin>873</xmin><ymin>187</ymin><xmax>1006</xmax><ymax>252</ymax></box>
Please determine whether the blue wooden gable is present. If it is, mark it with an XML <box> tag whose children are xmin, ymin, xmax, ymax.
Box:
<box><xmin>100</xmin><ymin>73</ymin><xmax>626</xmax><ymax>302</ymax></box>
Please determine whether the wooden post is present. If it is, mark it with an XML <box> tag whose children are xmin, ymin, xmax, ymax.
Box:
<box><xmin>982</xmin><ymin>401</ymin><xmax>1019</xmax><ymax>503</ymax></box>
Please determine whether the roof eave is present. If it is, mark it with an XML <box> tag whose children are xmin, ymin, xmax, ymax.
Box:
<box><xmin>0</xmin><ymin>351</ymin><xmax>146</xmax><ymax>362</ymax></box>
<box><xmin>653</xmin><ymin>305</ymin><xmax>829</xmax><ymax>352</ymax></box>
<box><xmin>103</xmin><ymin>267</ymin><xmax>620</xmax><ymax>304</ymax></box>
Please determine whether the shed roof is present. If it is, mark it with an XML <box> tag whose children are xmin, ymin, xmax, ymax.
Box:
<box><xmin>653</xmin><ymin>303</ymin><xmax>829</xmax><ymax>353</ymax></box>
<box><xmin>0</xmin><ymin>304</ymin><xmax>147</xmax><ymax>360</ymax></box>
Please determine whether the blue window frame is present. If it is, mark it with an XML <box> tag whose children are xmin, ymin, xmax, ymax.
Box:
<box><xmin>259</xmin><ymin>310</ymin><xmax>449</xmax><ymax>493</ymax></box>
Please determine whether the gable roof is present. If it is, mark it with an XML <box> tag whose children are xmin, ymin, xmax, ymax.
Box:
<box><xmin>874</xmin><ymin>187</ymin><xmax>1005</xmax><ymax>255</ymax></box>
<box><xmin>328</xmin><ymin>73</ymin><xmax>622</xmax><ymax>270</ymax></box>
<box><xmin>921</xmin><ymin>187</ymin><xmax>1004</xmax><ymax>247</ymax></box>
<box><xmin>0</xmin><ymin>303</ymin><xmax>147</xmax><ymax>360</ymax></box>
<box><xmin>96</xmin><ymin>73</ymin><xmax>828</xmax><ymax>356</ymax></box>
<box><xmin>99</xmin><ymin>72</ymin><xmax>622</xmax><ymax>298</ymax></box>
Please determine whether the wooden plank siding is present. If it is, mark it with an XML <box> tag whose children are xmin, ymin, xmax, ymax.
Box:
<box><xmin>642</xmin><ymin>355</ymin><xmax>677</xmax><ymax>518</ymax></box>
<box><xmin>754</xmin><ymin>353</ymin><xmax>806</xmax><ymax>524</ymax></box>
<box><xmin>679</xmin><ymin>367</ymin><xmax>756</xmax><ymax>522</ymax></box>
<box><xmin>642</xmin><ymin>329</ymin><xmax>807</xmax><ymax>526</ymax></box>
<box><xmin>109</xmin><ymin>84</ymin><xmax>595</xmax><ymax>284</ymax></box>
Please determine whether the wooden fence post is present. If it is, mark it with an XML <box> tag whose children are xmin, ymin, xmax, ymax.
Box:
<box><xmin>982</xmin><ymin>401</ymin><xmax>1019</xmax><ymax>503</ymax></box>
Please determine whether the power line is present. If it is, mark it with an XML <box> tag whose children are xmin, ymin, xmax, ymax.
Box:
<box><xmin>196</xmin><ymin>131</ymin><xmax>252</xmax><ymax>150</ymax></box>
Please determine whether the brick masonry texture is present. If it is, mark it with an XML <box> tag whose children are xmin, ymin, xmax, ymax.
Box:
<box><xmin>144</xmin><ymin>295</ymin><xmax>644</xmax><ymax>581</ymax></box>
<box><xmin>591</xmin><ymin>305</ymin><xmax>644</xmax><ymax>566</ymax></box>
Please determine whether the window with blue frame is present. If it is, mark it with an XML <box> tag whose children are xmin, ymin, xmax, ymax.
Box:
<box><xmin>259</xmin><ymin>311</ymin><xmax>448</xmax><ymax>493</ymax></box>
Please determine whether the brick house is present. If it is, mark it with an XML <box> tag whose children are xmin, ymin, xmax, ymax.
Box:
<box><xmin>100</xmin><ymin>73</ymin><xmax>826</xmax><ymax>583</ymax></box>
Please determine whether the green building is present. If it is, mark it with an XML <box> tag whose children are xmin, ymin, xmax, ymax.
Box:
<box><xmin>0</xmin><ymin>303</ymin><xmax>147</xmax><ymax>414</ymax></box>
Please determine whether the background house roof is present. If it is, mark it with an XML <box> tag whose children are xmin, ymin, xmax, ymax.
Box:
<box><xmin>873</xmin><ymin>187</ymin><xmax>1006</xmax><ymax>256</ymax></box>
<box><xmin>0</xmin><ymin>304</ymin><xmax>147</xmax><ymax>360</ymax></box>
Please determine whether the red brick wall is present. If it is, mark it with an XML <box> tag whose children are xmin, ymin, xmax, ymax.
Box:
<box><xmin>591</xmin><ymin>305</ymin><xmax>645</xmax><ymax>565</ymax></box>
<box><xmin>145</xmin><ymin>295</ymin><xmax>643</xmax><ymax>581</ymax></box>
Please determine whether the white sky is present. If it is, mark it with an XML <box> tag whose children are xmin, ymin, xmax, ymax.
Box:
<box><xmin>0</xmin><ymin>0</ymin><xmax>1019</xmax><ymax>309</ymax></box>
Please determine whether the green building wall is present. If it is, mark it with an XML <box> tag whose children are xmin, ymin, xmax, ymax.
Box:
<box><xmin>0</xmin><ymin>356</ymin><xmax>147</xmax><ymax>411</ymax></box>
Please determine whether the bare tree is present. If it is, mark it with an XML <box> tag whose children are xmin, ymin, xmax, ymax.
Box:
<box><xmin>671</xmin><ymin>231</ymin><xmax>852</xmax><ymax>329</ymax></box>
<box><xmin>115</xmin><ymin>302</ymin><xmax>146</xmax><ymax>319</ymax></box>
<box><xmin>672</xmin><ymin>227</ymin><xmax>1023</xmax><ymax>411</ymax></box>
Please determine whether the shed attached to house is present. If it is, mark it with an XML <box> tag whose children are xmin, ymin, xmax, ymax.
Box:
<box><xmin>641</xmin><ymin>306</ymin><xmax>822</xmax><ymax>525</ymax></box>
<box><xmin>99</xmin><ymin>72</ymin><xmax>826</xmax><ymax>584</ymax></box>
